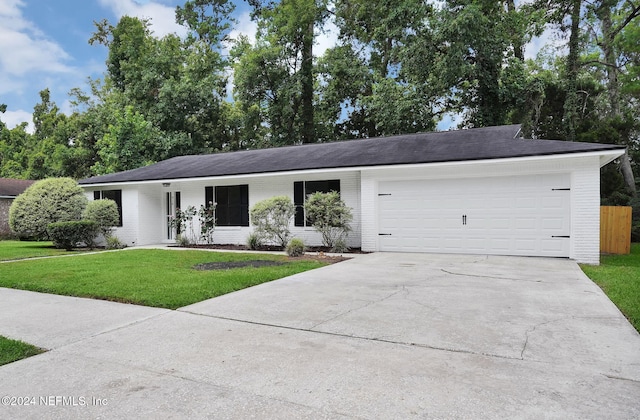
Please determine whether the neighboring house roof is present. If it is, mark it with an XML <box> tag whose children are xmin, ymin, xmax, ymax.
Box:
<box><xmin>0</xmin><ymin>178</ymin><xmax>35</xmax><ymax>198</ymax></box>
<box><xmin>79</xmin><ymin>125</ymin><xmax>625</xmax><ymax>185</ymax></box>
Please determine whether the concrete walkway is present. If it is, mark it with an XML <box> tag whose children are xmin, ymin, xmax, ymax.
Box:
<box><xmin>0</xmin><ymin>252</ymin><xmax>639</xmax><ymax>419</ymax></box>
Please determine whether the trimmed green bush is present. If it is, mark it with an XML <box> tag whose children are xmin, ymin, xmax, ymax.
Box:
<box><xmin>47</xmin><ymin>220</ymin><xmax>99</xmax><ymax>250</ymax></box>
<box><xmin>83</xmin><ymin>199</ymin><xmax>120</xmax><ymax>238</ymax></box>
<box><xmin>304</xmin><ymin>191</ymin><xmax>353</xmax><ymax>251</ymax></box>
<box><xmin>250</xmin><ymin>196</ymin><xmax>295</xmax><ymax>247</ymax></box>
<box><xmin>286</xmin><ymin>238</ymin><xmax>305</xmax><ymax>257</ymax></box>
<box><xmin>9</xmin><ymin>178</ymin><xmax>87</xmax><ymax>240</ymax></box>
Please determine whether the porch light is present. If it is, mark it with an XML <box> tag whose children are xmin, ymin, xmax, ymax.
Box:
<box><xmin>162</xmin><ymin>183</ymin><xmax>171</xmax><ymax>187</ymax></box>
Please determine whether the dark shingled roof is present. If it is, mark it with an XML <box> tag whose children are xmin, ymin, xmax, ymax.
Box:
<box><xmin>0</xmin><ymin>178</ymin><xmax>35</xmax><ymax>197</ymax></box>
<box><xmin>79</xmin><ymin>125</ymin><xmax>624</xmax><ymax>185</ymax></box>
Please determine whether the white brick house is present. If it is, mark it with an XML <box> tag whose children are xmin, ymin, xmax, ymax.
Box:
<box><xmin>78</xmin><ymin>125</ymin><xmax>625</xmax><ymax>264</ymax></box>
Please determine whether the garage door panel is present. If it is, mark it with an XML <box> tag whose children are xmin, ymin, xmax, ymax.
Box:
<box><xmin>379</xmin><ymin>174</ymin><xmax>571</xmax><ymax>257</ymax></box>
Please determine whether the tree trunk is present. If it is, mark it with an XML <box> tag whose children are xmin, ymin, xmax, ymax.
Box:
<box><xmin>562</xmin><ymin>0</ymin><xmax>581</xmax><ymax>142</ymax></box>
<box><xmin>598</xmin><ymin>1</ymin><xmax>637</xmax><ymax>195</ymax></box>
<box><xmin>505</xmin><ymin>0</ymin><xmax>524</xmax><ymax>60</ymax></box>
<box><xmin>300</xmin><ymin>20</ymin><xmax>315</xmax><ymax>144</ymax></box>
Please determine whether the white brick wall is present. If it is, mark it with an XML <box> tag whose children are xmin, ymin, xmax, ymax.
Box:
<box><xmin>360</xmin><ymin>155</ymin><xmax>604</xmax><ymax>263</ymax></box>
<box><xmin>85</xmin><ymin>187</ymin><xmax>140</xmax><ymax>247</ymax></box>
<box><xmin>570</xmin><ymin>157</ymin><xmax>601</xmax><ymax>264</ymax></box>
<box><xmin>134</xmin><ymin>171</ymin><xmax>362</xmax><ymax>248</ymax></box>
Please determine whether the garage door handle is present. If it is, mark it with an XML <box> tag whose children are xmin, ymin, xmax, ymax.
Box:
<box><xmin>552</xmin><ymin>235</ymin><xmax>570</xmax><ymax>238</ymax></box>
<box><xmin>462</xmin><ymin>214</ymin><xmax>467</xmax><ymax>225</ymax></box>
<box><xmin>379</xmin><ymin>233</ymin><xmax>392</xmax><ymax>236</ymax></box>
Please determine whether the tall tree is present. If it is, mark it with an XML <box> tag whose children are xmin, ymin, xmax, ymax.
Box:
<box><xmin>410</xmin><ymin>0</ymin><xmax>544</xmax><ymax>128</ymax></box>
<box><xmin>88</xmin><ymin>10</ymin><xmax>233</xmax><ymax>167</ymax></box>
<box><xmin>235</xmin><ymin>0</ymin><xmax>329</xmax><ymax>145</ymax></box>
<box><xmin>586</xmin><ymin>0</ymin><xmax>640</xmax><ymax>195</ymax></box>
<box><xmin>317</xmin><ymin>0</ymin><xmax>436</xmax><ymax>139</ymax></box>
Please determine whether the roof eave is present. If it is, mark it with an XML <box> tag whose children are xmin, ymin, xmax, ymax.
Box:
<box><xmin>79</xmin><ymin>148</ymin><xmax>626</xmax><ymax>188</ymax></box>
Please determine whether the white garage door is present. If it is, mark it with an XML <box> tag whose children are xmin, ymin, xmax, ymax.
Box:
<box><xmin>378</xmin><ymin>174</ymin><xmax>571</xmax><ymax>257</ymax></box>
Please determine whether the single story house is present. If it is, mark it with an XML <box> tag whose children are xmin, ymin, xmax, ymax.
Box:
<box><xmin>79</xmin><ymin>125</ymin><xmax>626</xmax><ymax>264</ymax></box>
<box><xmin>0</xmin><ymin>178</ymin><xmax>35</xmax><ymax>238</ymax></box>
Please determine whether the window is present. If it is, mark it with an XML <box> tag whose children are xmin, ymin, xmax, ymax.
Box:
<box><xmin>93</xmin><ymin>190</ymin><xmax>123</xmax><ymax>226</ymax></box>
<box><xmin>206</xmin><ymin>185</ymin><xmax>249</xmax><ymax>227</ymax></box>
<box><xmin>294</xmin><ymin>180</ymin><xmax>341</xmax><ymax>227</ymax></box>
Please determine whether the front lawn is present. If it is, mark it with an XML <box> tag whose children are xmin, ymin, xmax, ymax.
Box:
<box><xmin>0</xmin><ymin>249</ymin><xmax>328</xmax><ymax>309</ymax></box>
<box><xmin>0</xmin><ymin>240</ymin><xmax>88</xmax><ymax>261</ymax></box>
<box><xmin>0</xmin><ymin>336</ymin><xmax>44</xmax><ymax>366</ymax></box>
<box><xmin>581</xmin><ymin>243</ymin><xmax>640</xmax><ymax>333</ymax></box>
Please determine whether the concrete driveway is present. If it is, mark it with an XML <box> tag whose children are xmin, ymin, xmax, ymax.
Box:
<box><xmin>0</xmin><ymin>252</ymin><xmax>639</xmax><ymax>419</ymax></box>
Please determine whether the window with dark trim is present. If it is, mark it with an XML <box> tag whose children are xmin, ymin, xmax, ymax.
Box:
<box><xmin>294</xmin><ymin>180</ymin><xmax>341</xmax><ymax>227</ymax></box>
<box><xmin>207</xmin><ymin>185</ymin><xmax>249</xmax><ymax>227</ymax></box>
<box><xmin>93</xmin><ymin>190</ymin><xmax>123</xmax><ymax>226</ymax></box>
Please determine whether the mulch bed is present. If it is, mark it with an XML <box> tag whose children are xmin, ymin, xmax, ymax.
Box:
<box><xmin>193</xmin><ymin>260</ymin><xmax>287</xmax><ymax>270</ymax></box>
<box><xmin>175</xmin><ymin>243</ymin><xmax>359</xmax><ymax>266</ymax></box>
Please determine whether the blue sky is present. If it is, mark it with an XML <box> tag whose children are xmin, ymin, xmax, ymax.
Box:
<box><xmin>0</xmin><ymin>0</ymin><xmax>258</xmax><ymax>131</ymax></box>
<box><xmin>1</xmin><ymin>0</ymin><xmax>551</xmax><ymax>133</ymax></box>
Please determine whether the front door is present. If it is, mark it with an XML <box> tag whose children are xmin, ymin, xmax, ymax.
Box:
<box><xmin>165</xmin><ymin>191</ymin><xmax>181</xmax><ymax>241</ymax></box>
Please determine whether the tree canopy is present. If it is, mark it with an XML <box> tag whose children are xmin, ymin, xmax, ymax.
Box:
<box><xmin>0</xmin><ymin>0</ymin><xmax>638</xmax><ymax>206</ymax></box>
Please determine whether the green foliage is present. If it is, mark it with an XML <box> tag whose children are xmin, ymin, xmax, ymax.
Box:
<box><xmin>83</xmin><ymin>199</ymin><xmax>120</xmax><ymax>238</ymax></box>
<box><xmin>198</xmin><ymin>202</ymin><xmax>216</xmax><ymax>244</ymax></box>
<box><xmin>176</xmin><ymin>0</ymin><xmax>236</xmax><ymax>48</ymax></box>
<box><xmin>106</xmin><ymin>236</ymin><xmax>127</xmax><ymax>250</ymax></box>
<box><xmin>286</xmin><ymin>237</ymin><xmax>305</xmax><ymax>257</ymax></box>
<box><xmin>92</xmin><ymin>106</ymin><xmax>163</xmax><ymax>174</ymax></box>
<box><xmin>247</xmin><ymin>232</ymin><xmax>263</xmax><ymax>250</ymax></box>
<box><xmin>250</xmin><ymin>196</ymin><xmax>295</xmax><ymax>247</ymax></box>
<box><xmin>304</xmin><ymin>191</ymin><xmax>352</xmax><ymax>251</ymax></box>
<box><xmin>9</xmin><ymin>178</ymin><xmax>87</xmax><ymax>240</ymax></box>
<box><xmin>47</xmin><ymin>220</ymin><xmax>99</xmax><ymax>250</ymax></box>
<box><xmin>169</xmin><ymin>206</ymin><xmax>198</xmax><ymax>243</ymax></box>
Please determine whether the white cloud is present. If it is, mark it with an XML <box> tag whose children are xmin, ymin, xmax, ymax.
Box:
<box><xmin>227</xmin><ymin>10</ymin><xmax>257</xmax><ymax>46</ymax></box>
<box><xmin>0</xmin><ymin>0</ymin><xmax>73</xmax><ymax>78</ymax></box>
<box><xmin>98</xmin><ymin>0</ymin><xmax>187</xmax><ymax>38</ymax></box>
<box><xmin>1</xmin><ymin>108</ymin><xmax>33</xmax><ymax>132</ymax></box>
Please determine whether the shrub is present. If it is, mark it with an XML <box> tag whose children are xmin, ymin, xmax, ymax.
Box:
<box><xmin>168</xmin><ymin>206</ymin><xmax>197</xmax><ymax>243</ymax></box>
<box><xmin>286</xmin><ymin>238</ymin><xmax>305</xmax><ymax>257</ymax></box>
<box><xmin>106</xmin><ymin>236</ymin><xmax>127</xmax><ymax>250</ymax></box>
<box><xmin>9</xmin><ymin>178</ymin><xmax>88</xmax><ymax>240</ymax></box>
<box><xmin>83</xmin><ymin>199</ymin><xmax>119</xmax><ymax>238</ymax></box>
<box><xmin>198</xmin><ymin>202</ymin><xmax>216</xmax><ymax>244</ymax></box>
<box><xmin>176</xmin><ymin>234</ymin><xmax>191</xmax><ymax>247</ymax></box>
<box><xmin>247</xmin><ymin>232</ymin><xmax>263</xmax><ymax>250</ymax></box>
<box><xmin>47</xmin><ymin>221</ymin><xmax>99</xmax><ymax>250</ymax></box>
<box><xmin>250</xmin><ymin>196</ymin><xmax>295</xmax><ymax>247</ymax></box>
<box><xmin>304</xmin><ymin>191</ymin><xmax>353</xmax><ymax>251</ymax></box>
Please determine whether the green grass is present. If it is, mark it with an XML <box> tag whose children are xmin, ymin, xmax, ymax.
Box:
<box><xmin>581</xmin><ymin>243</ymin><xmax>640</xmax><ymax>333</ymax></box>
<box><xmin>0</xmin><ymin>249</ymin><xmax>327</xmax><ymax>309</ymax></box>
<box><xmin>0</xmin><ymin>240</ymin><xmax>91</xmax><ymax>261</ymax></box>
<box><xmin>0</xmin><ymin>336</ymin><xmax>45</xmax><ymax>366</ymax></box>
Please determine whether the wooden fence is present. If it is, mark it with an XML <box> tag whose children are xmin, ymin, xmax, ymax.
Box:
<box><xmin>600</xmin><ymin>206</ymin><xmax>632</xmax><ymax>254</ymax></box>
